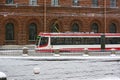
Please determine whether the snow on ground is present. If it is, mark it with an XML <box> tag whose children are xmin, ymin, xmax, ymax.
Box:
<box><xmin>94</xmin><ymin>76</ymin><xmax>120</xmax><ymax>80</ymax></box>
<box><xmin>0</xmin><ymin>72</ymin><xmax>6</xmax><ymax>78</ymax></box>
<box><xmin>0</xmin><ymin>56</ymin><xmax>120</xmax><ymax>80</ymax></box>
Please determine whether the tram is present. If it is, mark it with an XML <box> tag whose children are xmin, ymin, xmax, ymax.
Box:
<box><xmin>35</xmin><ymin>33</ymin><xmax>120</xmax><ymax>52</ymax></box>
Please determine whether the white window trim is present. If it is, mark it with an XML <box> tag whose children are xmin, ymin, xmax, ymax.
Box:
<box><xmin>51</xmin><ymin>0</ymin><xmax>59</xmax><ymax>6</ymax></box>
<box><xmin>92</xmin><ymin>0</ymin><xmax>98</xmax><ymax>8</ymax></box>
<box><xmin>29</xmin><ymin>0</ymin><xmax>38</xmax><ymax>6</ymax></box>
<box><xmin>110</xmin><ymin>0</ymin><xmax>117</xmax><ymax>8</ymax></box>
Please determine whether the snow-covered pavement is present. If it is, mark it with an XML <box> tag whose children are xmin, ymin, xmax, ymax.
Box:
<box><xmin>0</xmin><ymin>55</ymin><xmax>120</xmax><ymax>60</ymax></box>
<box><xmin>0</xmin><ymin>56</ymin><xmax>120</xmax><ymax>80</ymax></box>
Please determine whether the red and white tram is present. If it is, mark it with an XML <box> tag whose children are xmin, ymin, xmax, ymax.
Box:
<box><xmin>35</xmin><ymin>33</ymin><xmax>120</xmax><ymax>52</ymax></box>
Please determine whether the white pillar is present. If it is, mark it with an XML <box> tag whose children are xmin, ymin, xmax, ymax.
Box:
<box><xmin>22</xmin><ymin>47</ymin><xmax>28</xmax><ymax>57</ymax></box>
<box><xmin>110</xmin><ymin>48</ymin><xmax>116</xmax><ymax>56</ymax></box>
<box><xmin>53</xmin><ymin>49</ymin><xmax>60</xmax><ymax>57</ymax></box>
<box><xmin>83</xmin><ymin>48</ymin><xmax>89</xmax><ymax>56</ymax></box>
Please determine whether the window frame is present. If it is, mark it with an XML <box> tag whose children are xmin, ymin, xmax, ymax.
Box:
<box><xmin>91</xmin><ymin>23</ymin><xmax>99</xmax><ymax>33</ymax></box>
<box><xmin>6</xmin><ymin>0</ymin><xmax>14</xmax><ymax>4</ymax></box>
<box><xmin>51</xmin><ymin>0</ymin><xmax>59</xmax><ymax>6</ymax></box>
<box><xmin>29</xmin><ymin>23</ymin><xmax>37</xmax><ymax>41</ymax></box>
<box><xmin>92</xmin><ymin>0</ymin><xmax>98</xmax><ymax>7</ymax></box>
<box><xmin>72</xmin><ymin>23</ymin><xmax>79</xmax><ymax>32</ymax></box>
<box><xmin>109</xmin><ymin>23</ymin><xmax>117</xmax><ymax>33</ymax></box>
<box><xmin>110</xmin><ymin>0</ymin><xmax>117</xmax><ymax>8</ymax></box>
<box><xmin>72</xmin><ymin>0</ymin><xmax>79</xmax><ymax>6</ymax></box>
<box><xmin>29</xmin><ymin>0</ymin><xmax>37</xmax><ymax>6</ymax></box>
<box><xmin>5</xmin><ymin>23</ymin><xmax>14</xmax><ymax>40</ymax></box>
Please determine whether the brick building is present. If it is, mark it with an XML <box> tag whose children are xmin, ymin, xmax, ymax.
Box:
<box><xmin>0</xmin><ymin>0</ymin><xmax>120</xmax><ymax>45</ymax></box>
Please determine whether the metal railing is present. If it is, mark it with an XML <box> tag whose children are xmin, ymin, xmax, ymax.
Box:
<box><xmin>0</xmin><ymin>48</ymin><xmax>120</xmax><ymax>57</ymax></box>
<box><xmin>0</xmin><ymin>49</ymin><xmax>22</xmax><ymax>56</ymax></box>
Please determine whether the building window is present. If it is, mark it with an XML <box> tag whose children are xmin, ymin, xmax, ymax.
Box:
<box><xmin>109</xmin><ymin>23</ymin><xmax>116</xmax><ymax>33</ymax></box>
<box><xmin>73</xmin><ymin>0</ymin><xmax>79</xmax><ymax>6</ymax></box>
<box><xmin>51</xmin><ymin>23</ymin><xmax>59</xmax><ymax>33</ymax></box>
<box><xmin>51</xmin><ymin>0</ymin><xmax>59</xmax><ymax>6</ymax></box>
<box><xmin>91</xmin><ymin>23</ymin><xmax>98</xmax><ymax>33</ymax></box>
<box><xmin>92</xmin><ymin>0</ymin><xmax>98</xmax><ymax>7</ymax></box>
<box><xmin>5</xmin><ymin>23</ymin><xmax>14</xmax><ymax>40</ymax></box>
<box><xmin>110</xmin><ymin>0</ymin><xmax>117</xmax><ymax>7</ymax></box>
<box><xmin>29</xmin><ymin>0</ymin><xmax>37</xmax><ymax>5</ymax></box>
<box><xmin>29</xmin><ymin>23</ymin><xmax>37</xmax><ymax>40</ymax></box>
<box><xmin>72</xmin><ymin>23</ymin><xmax>79</xmax><ymax>32</ymax></box>
<box><xmin>6</xmin><ymin>0</ymin><xmax>14</xmax><ymax>4</ymax></box>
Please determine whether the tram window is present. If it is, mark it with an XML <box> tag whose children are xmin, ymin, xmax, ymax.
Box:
<box><xmin>51</xmin><ymin>37</ymin><xmax>100</xmax><ymax>45</ymax></box>
<box><xmin>40</xmin><ymin>37</ymin><xmax>48</xmax><ymax>46</ymax></box>
<box><xmin>106</xmin><ymin>38</ymin><xmax>120</xmax><ymax>44</ymax></box>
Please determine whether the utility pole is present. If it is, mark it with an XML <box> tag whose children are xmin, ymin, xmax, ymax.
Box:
<box><xmin>44</xmin><ymin>0</ymin><xmax>47</xmax><ymax>32</ymax></box>
<box><xmin>104</xmin><ymin>0</ymin><xmax>107</xmax><ymax>33</ymax></box>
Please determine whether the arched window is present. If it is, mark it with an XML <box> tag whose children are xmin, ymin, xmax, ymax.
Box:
<box><xmin>72</xmin><ymin>23</ymin><xmax>79</xmax><ymax>32</ymax></box>
<box><xmin>51</xmin><ymin>23</ymin><xmax>59</xmax><ymax>33</ymax></box>
<box><xmin>91</xmin><ymin>23</ymin><xmax>99</xmax><ymax>33</ymax></box>
<box><xmin>29</xmin><ymin>23</ymin><xmax>37</xmax><ymax>40</ymax></box>
<box><xmin>109</xmin><ymin>23</ymin><xmax>116</xmax><ymax>33</ymax></box>
<box><xmin>5</xmin><ymin>23</ymin><xmax>14</xmax><ymax>40</ymax></box>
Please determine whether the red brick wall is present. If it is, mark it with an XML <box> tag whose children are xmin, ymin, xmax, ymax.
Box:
<box><xmin>0</xmin><ymin>0</ymin><xmax>120</xmax><ymax>45</ymax></box>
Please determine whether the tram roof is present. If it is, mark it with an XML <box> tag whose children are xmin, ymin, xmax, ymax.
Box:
<box><xmin>38</xmin><ymin>33</ymin><xmax>120</xmax><ymax>37</ymax></box>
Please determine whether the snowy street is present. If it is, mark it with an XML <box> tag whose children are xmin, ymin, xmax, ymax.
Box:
<box><xmin>0</xmin><ymin>56</ymin><xmax>120</xmax><ymax>80</ymax></box>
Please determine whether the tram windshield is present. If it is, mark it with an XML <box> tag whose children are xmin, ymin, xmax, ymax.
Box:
<box><xmin>38</xmin><ymin>36</ymin><xmax>48</xmax><ymax>47</ymax></box>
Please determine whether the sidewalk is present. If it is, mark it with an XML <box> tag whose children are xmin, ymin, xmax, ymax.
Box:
<box><xmin>0</xmin><ymin>45</ymin><xmax>35</xmax><ymax>49</ymax></box>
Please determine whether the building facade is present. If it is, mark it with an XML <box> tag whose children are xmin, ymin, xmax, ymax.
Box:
<box><xmin>0</xmin><ymin>0</ymin><xmax>120</xmax><ymax>45</ymax></box>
